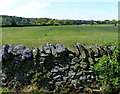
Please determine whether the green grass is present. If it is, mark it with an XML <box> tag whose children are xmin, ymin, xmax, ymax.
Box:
<box><xmin>2</xmin><ymin>25</ymin><xmax>118</xmax><ymax>48</ymax></box>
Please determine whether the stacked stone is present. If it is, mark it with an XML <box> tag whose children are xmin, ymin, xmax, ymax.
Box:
<box><xmin>1</xmin><ymin>43</ymin><xmax>115</xmax><ymax>92</ymax></box>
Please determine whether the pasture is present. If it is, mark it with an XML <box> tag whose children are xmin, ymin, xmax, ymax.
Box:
<box><xmin>2</xmin><ymin>25</ymin><xmax>118</xmax><ymax>48</ymax></box>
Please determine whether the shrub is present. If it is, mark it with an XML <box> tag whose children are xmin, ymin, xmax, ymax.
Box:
<box><xmin>90</xmin><ymin>41</ymin><xmax>120</xmax><ymax>93</ymax></box>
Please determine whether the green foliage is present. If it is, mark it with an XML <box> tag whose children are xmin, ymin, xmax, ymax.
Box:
<box><xmin>10</xmin><ymin>17</ymin><xmax>17</xmax><ymax>26</ymax></box>
<box><xmin>36</xmin><ymin>18</ymin><xmax>49</xmax><ymax>26</ymax></box>
<box><xmin>1</xmin><ymin>15</ymin><xmax>36</xmax><ymax>26</ymax></box>
<box><xmin>0</xmin><ymin>88</ymin><xmax>13</xmax><ymax>94</ymax></box>
<box><xmin>90</xmin><ymin>42</ymin><xmax>120</xmax><ymax>93</ymax></box>
<box><xmin>47</xmin><ymin>19</ymin><xmax>56</xmax><ymax>26</ymax></box>
<box><xmin>105</xmin><ymin>20</ymin><xmax>111</xmax><ymax>24</ymax></box>
<box><xmin>1</xmin><ymin>15</ymin><xmax>118</xmax><ymax>26</ymax></box>
<box><xmin>111</xmin><ymin>19</ymin><xmax>118</xmax><ymax>24</ymax></box>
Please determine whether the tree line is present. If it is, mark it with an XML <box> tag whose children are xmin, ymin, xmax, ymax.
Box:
<box><xmin>0</xmin><ymin>15</ymin><xmax>118</xmax><ymax>27</ymax></box>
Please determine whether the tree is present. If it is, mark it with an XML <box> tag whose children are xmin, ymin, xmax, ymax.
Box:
<box><xmin>36</xmin><ymin>18</ymin><xmax>49</xmax><ymax>26</ymax></box>
<box><xmin>105</xmin><ymin>20</ymin><xmax>110</xmax><ymax>24</ymax></box>
<box><xmin>47</xmin><ymin>19</ymin><xmax>55</xmax><ymax>26</ymax></box>
<box><xmin>111</xmin><ymin>19</ymin><xmax>118</xmax><ymax>26</ymax></box>
<box><xmin>2</xmin><ymin>17</ymin><xmax>11</xmax><ymax>25</ymax></box>
<box><xmin>10</xmin><ymin>17</ymin><xmax>17</xmax><ymax>26</ymax></box>
<box><xmin>90</xmin><ymin>20</ymin><xmax>94</xmax><ymax>26</ymax></box>
<box><xmin>56</xmin><ymin>20</ymin><xmax>64</xmax><ymax>25</ymax></box>
<box><xmin>21</xmin><ymin>19</ymin><xmax>29</xmax><ymax>25</ymax></box>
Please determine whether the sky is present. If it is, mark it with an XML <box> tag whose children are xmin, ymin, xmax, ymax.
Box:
<box><xmin>0</xmin><ymin>0</ymin><xmax>119</xmax><ymax>20</ymax></box>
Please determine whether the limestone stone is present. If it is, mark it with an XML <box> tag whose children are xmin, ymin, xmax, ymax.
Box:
<box><xmin>72</xmin><ymin>57</ymin><xmax>81</xmax><ymax>63</ymax></box>
<box><xmin>63</xmin><ymin>77</ymin><xmax>69</xmax><ymax>81</ymax></box>
<box><xmin>55</xmin><ymin>82</ymin><xmax>62</xmax><ymax>86</ymax></box>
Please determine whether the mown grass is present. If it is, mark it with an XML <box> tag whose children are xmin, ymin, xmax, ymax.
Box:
<box><xmin>2</xmin><ymin>24</ymin><xmax>118</xmax><ymax>48</ymax></box>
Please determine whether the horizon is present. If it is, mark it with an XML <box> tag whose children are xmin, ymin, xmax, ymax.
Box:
<box><xmin>0</xmin><ymin>0</ymin><xmax>119</xmax><ymax>20</ymax></box>
<box><xmin>1</xmin><ymin>15</ymin><xmax>118</xmax><ymax>21</ymax></box>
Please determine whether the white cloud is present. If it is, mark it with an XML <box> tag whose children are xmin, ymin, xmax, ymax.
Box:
<box><xmin>15</xmin><ymin>2</ymin><xmax>50</xmax><ymax>17</ymax></box>
<box><xmin>0</xmin><ymin>0</ymin><xmax>50</xmax><ymax>17</ymax></box>
<box><xmin>0</xmin><ymin>0</ymin><xmax>118</xmax><ymax>19</ymax></box>
<box><xmin>0</xmin><ymin>0</ymin><xmax>15</xmax><ymax>10</ymax></box>
<box><xmin>0</xmin><ymin>0</ymin><xmax>50</xmax><ymax>11</ymax></box>
<box><xmin>29</xmin><ymin>0</ymin><xmax>119</xmax><ymax>2</ymax></box>
<box><xmin>23</xmin><ymin>2</ymin><xmax>50</xmax><ymax>8</ymax></box>
<box><xmin>17</xmin><ymin>2</ymin><xmax>50</xmax><ymax>12</ymax></box>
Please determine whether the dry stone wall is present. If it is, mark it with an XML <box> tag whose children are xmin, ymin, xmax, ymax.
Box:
<box><xmin>1</xmin><ymin>43</ymin><xmax>115</xmax><ymax>93</ymax></box>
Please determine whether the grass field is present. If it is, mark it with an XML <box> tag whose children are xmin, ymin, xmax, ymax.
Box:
<box><xmin>2</xmin><ymin>25</ymin><xmax>118</xmax><ymax>48</ymax></box>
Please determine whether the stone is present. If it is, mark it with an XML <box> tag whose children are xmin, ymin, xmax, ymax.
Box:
<box><xmin>86</xmin><ymin>75</ymin><xmax>91</xmax><ymax>79</ymax></box>
<box><xmin>87</xmin><ymin>79</ymin><xmax>93</xmax><ymax>83</ymax></box>
<box><xmin>39</xmin><ymin>53</ymin><xmax>47</xmax><ymax>57</ymax></box>
<box><xmin>91</xmin><ymin>75</ymin><xmax>94</xmax><ymax>79</ymax></box>
<box><xmin>39</xmin><ymin>62</ymin><xmax>44</xmax><ymax>64</ymax></box>
<box><xmin>63</xmin><ymin>65</ymin><xmax>69</xmax><ymax>71</ymax></box>
<box><xmin>46</xmin><ymin>72</ymin><xmax>52</xmax><ymax>77</ymax></box>
<box><xmin>2</xmin><ymin>45</ymin><xmax>14</xmax><ymax>60</ymax></box>
<box><xmin>60</xmin><ymin>81</ymin><xmax>66</xmax><ymax>85</ymax></box>
<box><xmin>51</xmin><ymin>68</ymin><xmax>58</xmax><ymax>73</ymax></box>
<box><xmin>70</xmin><ymin>61</ymin><xmax>76</xmax><ymax>65</ymax></box>
<box><xmin>58</xmin><ymin>68</ymin><xmax>64</xmax><ymax>72</ymax></box>
<box><xmin>32</xmin><ymin>47</ymin><xmax>39</xmax><ymax>58</ymax></box>
<box><xmin>74</xmin><ymin>63</ymin><xmax>80</xmax><ymax>68</ymax></box>
<box><xmin>75</xmin><ymin>43</ymin><xmax>89</xmax><ymax>59</ymax></box>
<box><xmin>81</xmin><ymin>64</ymin><xmax>88</xmax><ymax>69</ymax></box>
<box><xmin>95</xmin><ymin>58</ymin><xmax>100</xmax><ymax>62</ymax></box>
<box><xmin>80</xmin><ymin>62</ymin><xmax>87</xmax><ymax>65</ymax></box>
<box><xmin>51</xmin><ymin>47</ymin><xmax>57</xmax><ymax>56</ymax></box>
<box><xmin>55</xmin><ymin>82</ymin><xmax>62</xmax><ymax>86</ymax></box>
<box><xmin>54</xmin><ymin>66</ymin><xmax>59</xmax><ymax>69</ymax></box>
<box><xmin>44</xmin><ymin>47</ymin><xmax>51</xmax><ymax>54</ymax></box>
<box><xmin>63</xmin><ymin>77</ymin><xmax>69</xmax><ymax>81</ymax></box>
<box><xmin>90</xmin><ymin>45</ymin><xmax>99</xmax><ymax>57</ymax></box>
<box><xmin>72</xmin><ymin>57</ymin><xmax>81</xmax><ymax>63</ymax></box>
<box><xmin>7</xmin><ymin>45</ymin><xmax>14</xmax><ymax>53</ymax></box>
<box><xmin>14</xmin><ymin>56</ymin><xmax>22</xmax><ymax>61</ymax></box>
<box><xmin>79</xmin><ymin>51</ymin><xmax>86</xmax><ymax>59</ymax></box>
<box><xmin>22</xmin><ymin>48</ymin><xmax>32</xmax><ymax>59</ymax></box>
<box><xmin>56</xmin><ymin>44</ymin><xmax>68</xmax><ymax>53</ymax></box>
<box><xmin>70</xmin><ymin>65</ymin><xmax>75</xmax><ymax>69</ymax></box>
<box><xmin>53</xmin><ymin>75</ymin><xmax>61</xmax><ymax>80</ymax></box>
<box><xmin>68</xmin><ymin>71</ymin><xmax>76</xmax><ymax>77</ymax></box>
<box><xmin>69</xmin><ymin>53</ymin><xmax>74</xmax><ymax>58</ymax></box>
<box><xmin>71</xmin><ymin>80</ymin><xmax>77</xmax><ymax>85</ymax></box>
<box><xmin>76</xmin><ymin>72</ymin><xmax>82</xmax><ymax>76</ymax></box>
<box><xmin>12</xmin><ymin>45</ymin><xmax>25</xmax><ymax>55</ymax></box>
<box><xmin>79</xmin><ymin>75</ymin><xmax>86</xmax><ymax>80</ymax></box>
<box><xmin>88</xmin><ymin>57</ymin><xmax>93</xmax><ymax>62</ymax></box>
<box><xmin>39</xmin><ymin>45</ymin><xmax>44</xmax><ymax>52</ymax></box>
<box><xmin>72</xmin><ymin>46</ymin><xmax>79</xmax><ymax>56</ymax></box>
<box><xmin>0</xmin><ymin>49</ymin><xmax>2</xmax><ymax>62</ymax></box>
<box><xmin>39</xmin><ymin>57</ymin><xmax>46</xmax><ymax>62</ymax></box>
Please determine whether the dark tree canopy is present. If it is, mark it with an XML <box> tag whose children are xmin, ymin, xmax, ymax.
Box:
<box><xmin>0</xmin><ymin>15</ymin><xmax>118</xmax><ymax>27</ymax></box>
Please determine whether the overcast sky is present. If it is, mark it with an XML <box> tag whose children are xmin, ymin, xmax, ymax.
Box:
<box><xmin>0</xmin><ymin>0</ymin><xmax>119</xmax><ymax>20</ymax></box>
